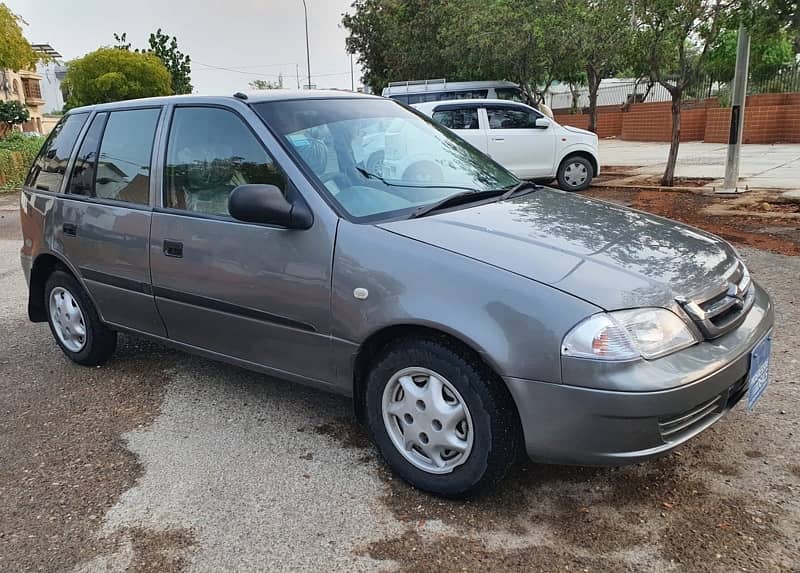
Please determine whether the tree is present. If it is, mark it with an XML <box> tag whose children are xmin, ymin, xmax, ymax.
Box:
<box><xmin>565</xmin><ymin>0</ymin><xmax>634</xmax><ymax>133</ymax></box>
<box><xmin>0</xmin><ymin>3</ymin><xmax>40</xmax><ymax>72</ymax></box>
<box><xmin>248</xmin><ymin>75</ymin><xmax>283</xmax><ymax>90</ymax></box>
<box><xmin>344</xmin><ymin>0</ymin><xmax>454</xmax><ymax>94</ymax></box>
<box><xmin>633</xmin><ymin>0</ymin><xmax>732</xmax><ymax>186</ymax></box>
<box><xmin>146</xmin><ymin>29</ymin><xmax>193</xmax><ymax>94</ymax></box>
<box><xmin>111</xmin><ymin>29</ymin><xmax>193</xmax><ymax>94</ymax></box>
<box><xmin>0</xmin><ymin>100</ymin><xmax>29</xmax><ymax>130</ymax></box>
<box><xmin>707</xmin><ymin>27</ymin><xmax>795</xmax><ymax>83</ymax></box>
<box><xmin>63</xmin><ymin>48</ymin><xmax>172</xmax><ymax>108</ymax></box>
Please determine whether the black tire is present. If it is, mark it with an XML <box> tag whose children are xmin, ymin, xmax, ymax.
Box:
<box><xmin>44</xmin><ymin>270</ymin><xmax>117</xmax><ymax>366</ymax></box>
<box><xmin>365</xmin><ymin>336</ymin><xmax>520</xmax><ymax>497</ymax></box>
<box><xmin>556</xmin><ymin>155</ymin><xmax>594</xmax><ymax>192</ymax></box>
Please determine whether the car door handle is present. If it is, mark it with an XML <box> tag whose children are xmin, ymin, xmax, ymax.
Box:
<box><xmin>491</xmin><ymin>137</ymin><xmax>505</xmax><ymax>142</ymax></box>
<box><xmin>162</xmin><ymin>240</ymin><xmax>183</xmax><ymax>258</ymax></box>
<box><xmin>62</xmin><ymin>223</ymin><xmax>77</xmax><ymax>237</ymax></box>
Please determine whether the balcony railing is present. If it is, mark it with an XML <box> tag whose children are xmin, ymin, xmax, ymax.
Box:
<box><xmin>22</xmin><ymin>79</ymin><xmax>42</xmax><ymax>101</ymax></box>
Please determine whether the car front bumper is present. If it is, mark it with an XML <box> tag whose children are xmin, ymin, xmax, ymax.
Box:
<box><xmin>505</xmin><ymin>282</ymin><xmax>774</xmax><ymax>466</ymax></box>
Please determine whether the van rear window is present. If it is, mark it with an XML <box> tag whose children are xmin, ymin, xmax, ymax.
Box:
<box><xmin>26</xmin><ymin>113</ymin><xmax>89</xmax><ymax>193</ymax></box>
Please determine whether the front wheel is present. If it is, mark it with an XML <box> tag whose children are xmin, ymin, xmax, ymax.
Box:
<box><xmin>556</xmin><ymin>155</ymin><xmax>594</xmax><ymax>192</ymax></box>
<box><xmin>365</xmin><ymin>337</ymin><xmax>520</xmax><ymax>497</ymax></box>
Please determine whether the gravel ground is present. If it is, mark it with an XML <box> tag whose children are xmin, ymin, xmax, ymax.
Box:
<box><xmin>0</xmin><ymin>191</ymin><xmax>798</xmax><ymax>572</ymax></box>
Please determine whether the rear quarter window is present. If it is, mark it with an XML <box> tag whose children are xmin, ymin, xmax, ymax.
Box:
<box><xmin>26</xmin><ymin>113</ymin><xmax>89</xmax><ymax>192</ymax></box>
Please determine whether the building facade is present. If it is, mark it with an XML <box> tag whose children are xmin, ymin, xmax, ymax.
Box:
<box><xmin>0</xmin><ymin>44</ymin><xmax>62</xmax><ymax>135</ymax></box>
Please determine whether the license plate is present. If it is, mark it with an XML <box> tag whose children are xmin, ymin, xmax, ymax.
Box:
<box><xmin>747</xmin><ymin>333</ymin><xmax>772</xmax><ymax>410</ymax></box>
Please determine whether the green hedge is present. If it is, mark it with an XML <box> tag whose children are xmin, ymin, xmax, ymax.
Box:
<box><xmin>0</xmin><ymin>132</ymin><xmax>45</xmax><ymax>192</ymax></box>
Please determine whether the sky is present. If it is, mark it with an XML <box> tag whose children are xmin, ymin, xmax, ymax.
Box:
<box><xmin>7</xmin><ymin>0</ymin><xmax>363</xmax><ymax>94</ymax></box>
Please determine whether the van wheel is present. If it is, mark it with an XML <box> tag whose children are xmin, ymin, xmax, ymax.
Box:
<box><xmin>365</xmin><ymin>337</ymin><xmax>519</xmax><ymax>497</ymax></box>
<box><xmin>557</xmin><ymin>155</ymin><xmax>593</xmax><ymax>191</ymax></box>
<box><xmin>45</xmin><ymin>270</ymin><xmax>117</xmax><ymax>366</ymax></box>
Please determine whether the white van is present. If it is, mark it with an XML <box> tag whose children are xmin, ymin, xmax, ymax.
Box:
<box><xmin>414</xmin><ymin>99</ymin><xmax>600</xmax><ymax>191</ymax></box>
<box><xmin>382</xmin><ymin>79</ymin><xmax>524</xmax><ymax>105</ymax></box>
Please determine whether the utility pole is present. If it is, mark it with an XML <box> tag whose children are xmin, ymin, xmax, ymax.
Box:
<box><xmin>301</xmin><ymin>0</ymin><xmax>311</xmax><ymax>89</ymax></box>
<box><xmin>350</xmin><ymin>53</ymin><xmax>355</xmax><ymax>91</ymax></box>
<box><xmin>719</xmin><ymin>24</ymin><xmax>750</xmax><ymax>194</ymax></box>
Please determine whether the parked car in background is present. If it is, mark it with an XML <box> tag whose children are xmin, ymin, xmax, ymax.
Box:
<box><xmin>414</xmin><ymin>98</ymin><xmax>600</xmax><ymax>191</ymax></box>
<box><xmin>382</xmin><ymin>79</ymin><xmax>525</xmax><ymax>104</ymax></box>
<box><xmin>21</xmin><ymin>91</ymin><xmax>772</xmax><ymax>497</ymax></box>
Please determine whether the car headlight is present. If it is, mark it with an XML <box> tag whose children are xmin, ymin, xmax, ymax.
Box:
<box><xmin>561</xmin><ymin>308</ymin><xmax>698</xmax><ymax>361</ymax></box>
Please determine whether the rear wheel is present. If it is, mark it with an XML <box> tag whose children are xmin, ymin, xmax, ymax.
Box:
<box><xmin>365</xmin><ymin>337</ymin><xmax>520</xmax><ymax>497</ymax></box>
<box><xmin>45</xmin><ymin>270</ymin><xmax>117</xmax><ymax>366</ymax></box>
<box><xmin>557</xmin><ymin>155</ymin><xmax>593</xmax><ymax>191</ymax></box>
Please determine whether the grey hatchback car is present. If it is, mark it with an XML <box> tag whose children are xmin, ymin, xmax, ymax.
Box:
<box><xmin>20</xmin><ymin>91</ymin><xmax>773</xmax><ymax>496</ymax></box>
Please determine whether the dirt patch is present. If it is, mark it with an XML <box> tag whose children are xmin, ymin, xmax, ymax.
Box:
<box><xmin>362</xmin><ymin>530</ymin><xmax>623</xmax><ymax>572</ymax></box>
<box><xmin>600</xmin><ymin>165</ymin><xmax>642</xmax><ymax>175</ymax></box>
<box><xmin>125</xmin><ymin>527</ymin><xmax>196</xmax><ymax>573</ymax></box>
<box><xmin>0</xmin><ymin>329</ymin><xmax>178</xmax><ymax>572</ymax></box>
<box><xmin>311</xmin><ymin>417</ymin><xmax>372</xmax><ymax>449</ymax></box>
<box><xmin>585</xmin><ymin>188</ymin><xmax>800</xmax><ymax>256</ymax></box>
<box><xmin>365</xmin><ymin>448</ymin><xmax>788</xmax><ymax>571</ymax></box>
<box><xmin>635</xmin><ymin>176</ymin><xmax>717</xmax><ymax>188</ymax></box>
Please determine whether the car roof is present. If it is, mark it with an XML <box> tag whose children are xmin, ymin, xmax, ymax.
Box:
<box><xmin>383</xmin><ymin>80</ymin><xmax>519</xmax><ymax>95</ymax></box>
<box><xmin>413</xmin><ymin>98</ymin><xmax>531</xmax><ymax>110</ymax></box>
<box><xmin>67</xmin><ymin>90</ymin><xmax>381</xmax><ymax>114</ymax></box>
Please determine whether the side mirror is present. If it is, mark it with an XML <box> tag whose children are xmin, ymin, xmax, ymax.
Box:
<box><xmin>228</xmin><ymin>184</ymin><xmax>313</xmax><ymax>229</ymax></box>
<box><xmin>534</xmin><ymin>117</ymin><xmax>552</xmax><ymax>129</ymax></box>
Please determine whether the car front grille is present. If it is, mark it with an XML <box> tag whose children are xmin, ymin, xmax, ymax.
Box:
<box><xmin>658</xmin><ymin>374</ymin><xmax>748</xmax><ymax>443</ymax></box>
<box><xmin>678</xmin><ymin>260</ymin><xmax>754</xmax><ymax>340</ymax></box>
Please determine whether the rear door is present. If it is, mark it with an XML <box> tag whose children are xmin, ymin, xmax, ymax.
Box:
<box><xmin>148</xmin><ymin>104</ymin><xmax>335</xmax><ymax>382</ymax></box>
<box><xmin>431</xmin><ymin>105</ymin><xmax>487</xmax><ymax>153</ymax></box>
<box><xmin>485</xmin><ymin>103</ymin><xmax>556</xmax><ymax>178</ymax></box>
<box><xmin>57</xmin><ymin>107</ymin><xmax>166</xmax><ymax>336</ymax></box>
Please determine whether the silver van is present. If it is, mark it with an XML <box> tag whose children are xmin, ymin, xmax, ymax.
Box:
<box><xmin>382</xmin><ymin>79</ymin><xmax>524</xmax><ymax>105</ymax></box>
<box><xmin>20</xmin><ymin>91</ymin><xmax>773</xmax><ymax>497</ymax></box>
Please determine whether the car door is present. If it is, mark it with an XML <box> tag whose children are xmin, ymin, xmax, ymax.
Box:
<box><xmin>58</xmin><ymin>107</ymin><xmax>167</xmax><ymax>336</ymax></box>
<box><xmin>485</xmin><ymin>104</ymin><xmax>556</xmax><ymax>178</ymax></box>
<box><xmin>431</xmin><ymin>105</ymin><xmax>487</xmax><ymax>153</ymax></box>
<box><xmin>149</xmin><ymin>104</ymin><xmax>335</xmax><ymax>382</ymax></box>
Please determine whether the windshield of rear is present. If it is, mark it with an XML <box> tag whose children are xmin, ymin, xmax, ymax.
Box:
<box><xmin>253</xmin><ymin>98</ymin><xmax>517</xmax><ymax>221</ymax></box>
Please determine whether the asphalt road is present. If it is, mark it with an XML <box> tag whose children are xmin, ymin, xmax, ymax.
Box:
<box><xmin>1</xmin><ymin>191</ymin><xmax>798</xmax><ymax>572</ymax></box>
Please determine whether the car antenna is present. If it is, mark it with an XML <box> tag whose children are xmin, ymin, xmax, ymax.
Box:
<box><xmin>233</xmin><ymin>92</ymin><xmax>248</xmax><ymax>100</ymax></box>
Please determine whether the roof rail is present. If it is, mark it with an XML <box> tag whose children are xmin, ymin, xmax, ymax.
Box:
<box><xmin>387</xmin><ymin>78</ymin><xmax>446</xmax><ymax>90</ymax></box>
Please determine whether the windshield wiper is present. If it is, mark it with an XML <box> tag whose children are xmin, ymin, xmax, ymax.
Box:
<box><xmin>355</xmin><ymin>166</ymin><xmax>479</xmax><ymax>193</ymax></box>
<box><xmin>499</xmin><ymin>180</ymin><xmax>540</xmax><ymax>201</ymax></box>
<box><xmin>409</xmin><ymin>189</ymin><xmax>505</xmax><ymax>219</ymax></box>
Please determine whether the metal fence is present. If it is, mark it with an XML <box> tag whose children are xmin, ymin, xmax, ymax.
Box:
<box><xmin>547</xmin><ymin>68</ymin><xmax>800</xmax><ymax>112</ymax></box>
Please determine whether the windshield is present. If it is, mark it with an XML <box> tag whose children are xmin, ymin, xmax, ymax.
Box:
<box><xmin>253</xmin><ymin>98</ymin><xmax>517</xmax><ymax>221</ymax></box>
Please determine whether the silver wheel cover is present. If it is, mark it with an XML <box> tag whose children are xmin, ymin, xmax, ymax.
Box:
<box><xmin>563</xmin><ymin>160</ymin><xmax>589</xmax><ymax>187</ymax></box>
<box><xmin>49</xmin><ymin>286</ymin><xmax>87</xmax><ymax>352</ymax></box>
<box><xmin>382</xmin><ymin>367</ymin><xmax>474</xmax><ymax>474</ymax></box>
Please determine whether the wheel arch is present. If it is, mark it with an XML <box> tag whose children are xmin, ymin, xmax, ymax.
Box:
<box><xmin>557</xmin><ymin>148</ymin><xmax>599</xmax><ymax>177</ymax></box>
<box><xmin>351</xmin><ymin>323</ymin><xmax>508</xmax><ymax>424</ymax></box>
<box><xmin>27</xmin><ymin>252</ymin><xmax>79</xmax><ymax>322</ymax></box>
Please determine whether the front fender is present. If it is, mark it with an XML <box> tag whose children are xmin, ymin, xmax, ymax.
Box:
<box><xmin>331</xmin><ymin>221</ymin><xmax>600</xmax><ymax>389</ymax></box>
<box><xmin>556</xmin><ymin>143</ymin><xmax>600</xmax><ymax>175</ymax></box>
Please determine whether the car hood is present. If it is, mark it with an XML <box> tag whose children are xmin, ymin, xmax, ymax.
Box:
<box><xmin>378</xmin><ymin>189</ymin><xmax>738</xmax><ymax>310</ymax></box>
<box><xmin>561</xmin><ymin>125</ymin><xmax>596</xmax><ymax>138</ymax></box>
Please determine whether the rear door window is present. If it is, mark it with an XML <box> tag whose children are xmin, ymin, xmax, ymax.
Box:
<box><xmin>26</xmin><ymin>113</ymin><xmax>89</xmax><ymax>192</ymax></box>
<box><xmin>94</xmin><ymin>108</ymin><xmax>161</xmax><ymax>205</ymax></box>
<box><xmin>68</xmin><ymin>113</ymin><xmax>107</xmax><ymax>197</ymax></box>
<box><xmin>432</xmin><ymin>108</ymin><xmax>479</xmax><ymax>130</ymax></box>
